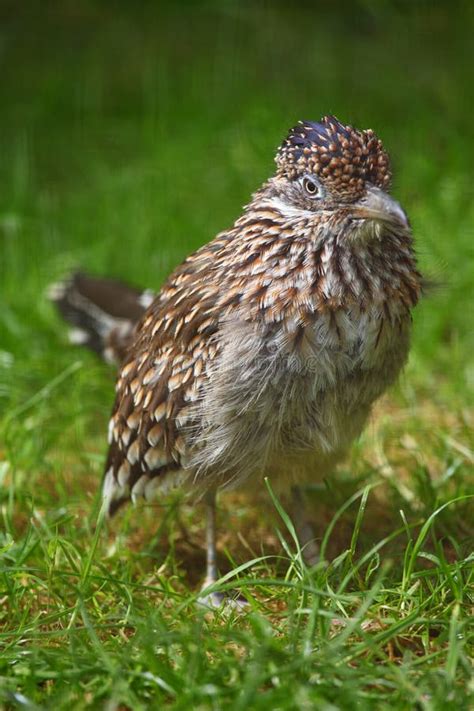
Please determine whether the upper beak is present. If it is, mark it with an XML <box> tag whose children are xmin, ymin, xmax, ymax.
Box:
<box><xmin>352</xmin><ymin>186</ymin><xmax>409</xmax><ymax>229</ymax></box>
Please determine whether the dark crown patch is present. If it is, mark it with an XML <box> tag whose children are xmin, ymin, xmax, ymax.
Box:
<box><xmin>275</xmin><ymin>116</ymin><xmax>391</xmax><ymax>195</ymax></box>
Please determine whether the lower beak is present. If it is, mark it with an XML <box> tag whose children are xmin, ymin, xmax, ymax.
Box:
<box><xmin>353</xmin><ymin>187</ymin><xmax>409</xmax><ymax>229</ymax></box>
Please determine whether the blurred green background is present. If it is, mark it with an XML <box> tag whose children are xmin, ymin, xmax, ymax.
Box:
<box><xmin>0</xmin><ymin>4</ymin><xmax>473</xmax><ymax>708</ymax></box>
<box><xmin>0</xmin><ymin>0</ymin><xmax>473</xmax><ymax>455</ymax></box>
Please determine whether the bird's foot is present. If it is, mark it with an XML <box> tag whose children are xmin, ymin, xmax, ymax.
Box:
<box><xmin>301</xmin><ymin>540</ymin><xmax>320</xmax><ymax>568</ymax></box>
<box><xmin>197</xmin><ymin>580</ymin><xmax>248</xmax><ymax>611</ymax></box>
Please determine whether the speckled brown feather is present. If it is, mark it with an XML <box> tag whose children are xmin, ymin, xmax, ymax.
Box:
<box><xmin>103</xmin><ymin>116</ymin><xmax>422</xmax><ymax>513</ymax></box>
<box><xmin>276</xmin><ymin>116</ymin><xmax>391</xmax><ymax>194</ymax></box>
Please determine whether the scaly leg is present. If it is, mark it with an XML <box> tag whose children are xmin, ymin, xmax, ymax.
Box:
<box><xmin>291</xmin><ymin>485</ymin><xmax>320</xmax><ymax>566</ymax></box>
<box><xmin>198</xmin><ymin>490</ymin><xmax>248</xmax><ymax>609</ymax></box>
<box><xmin>204</xmin><ymin>489</ymin><xmax>218</xmax><ymax>588</ymax></box>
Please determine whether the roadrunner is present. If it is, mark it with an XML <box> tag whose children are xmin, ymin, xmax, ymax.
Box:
<box><xmin>51</xmin><ymin>116</ymin><xmax>422</xmax><ymax>604</ymax></box>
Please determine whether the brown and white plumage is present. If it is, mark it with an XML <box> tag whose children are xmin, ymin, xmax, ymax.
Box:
<box><xmin>52</xmin><ymin>116</ymin><xmax>422</xmax><ymax>596</ymax></box>
<box><xmin>49</xmin><ymin>272</ymin><xmax>154</xmax><ymax>364</ymax></box>
<box><xmin>100</xmin><ymin>116</ymin><xmax>421</xmax><ymax>514</ymax></box>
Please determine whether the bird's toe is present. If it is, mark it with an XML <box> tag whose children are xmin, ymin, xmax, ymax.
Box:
<box><xmin>197</xmin><ymin>586</ymin><xmax>248</xmax><ymax>611</ymax></box>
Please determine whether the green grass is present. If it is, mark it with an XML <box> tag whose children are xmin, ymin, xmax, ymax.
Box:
<box><xmin>0</xmin><ymin>1</ymin><xmax>473</xmax><ymax>708</ymax></box>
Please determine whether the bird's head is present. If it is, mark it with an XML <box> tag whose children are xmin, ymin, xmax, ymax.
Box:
<box><xmin>269</xmin><ymin>116</ymin><xmax>409</xmax><ymax>241</ymax></box>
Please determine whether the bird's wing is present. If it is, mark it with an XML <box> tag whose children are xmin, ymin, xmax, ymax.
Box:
<box><xmin>102</xmin><ymin>234</ymin><xmax>234</xmax><ymax>515</ymax></box>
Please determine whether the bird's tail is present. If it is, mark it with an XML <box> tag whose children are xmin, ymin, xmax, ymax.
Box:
<box><xmin>48</xmin><ymin>272</ymin><xmax>154</xmax><ymax>365</ymax></box>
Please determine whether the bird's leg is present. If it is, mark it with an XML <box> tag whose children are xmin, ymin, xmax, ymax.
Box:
<box><xmin>291</xmin><ymin>485</ymin><xmax>320</xmax><ymax>567</ymax></box>
<box><xmin>197</xmin><ymin>489</ymin><xmax>248</xmax><ymax>610</ymax></box>
<box><xmin>204</xmin><ymin>489</ymin><xmax>218</xmax><ymax>588</ymax></box>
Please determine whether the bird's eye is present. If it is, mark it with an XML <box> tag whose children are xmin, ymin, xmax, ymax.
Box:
<box><xmin>302</xmin><ymin>176</ymin><xmax>322</xmax><ymax>198</ymax></box>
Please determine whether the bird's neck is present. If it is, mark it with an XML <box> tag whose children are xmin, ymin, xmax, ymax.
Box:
<box><xmin>232</xmin><ymin>197</ymin><xmax>422</xmax><ymax>318</ymax></box>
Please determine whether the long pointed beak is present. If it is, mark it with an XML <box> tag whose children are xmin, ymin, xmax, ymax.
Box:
<box><xmin>353</xmin><ymin>186</ymin><xmax>409</xmax><ymax>229</ymax></box>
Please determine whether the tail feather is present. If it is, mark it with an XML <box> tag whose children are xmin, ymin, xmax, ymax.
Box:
<box><xmin>48</xmin><ymin>272</ymin><xmax>153</xmax><ymax>364</ymax></box>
